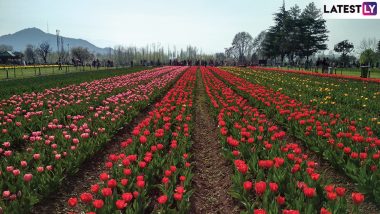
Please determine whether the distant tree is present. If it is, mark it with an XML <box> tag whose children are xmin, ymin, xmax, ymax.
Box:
<box><xmin>298</xmin><ymin>3</ymin><xmax>328</xmax><ymax>61</ymax></box>
<box><xmin>71</xmin><ymin>47</ymin><xmax>91</xmax><ymax>65</ymax></box>
<box><xmin>377</xmin><ymin>41</ymin><xmax>380</xmax><ymax>67</ymax></box>
<box><xmin>359</xmin><ymin>38</ymin><xmax>378</xmax><ymax>52</ymax></box>
<box><xmin>288</xmin><ymin>5</ymin><xmax>302</xmax><ymax>65</ymax></box>
<box><xmin>263</xmin><ymin>4</ymin><xmax>291</xmax><ymax>64</ymax></box>
<box><xmin>360</xmin><ymin>49</ymin><xmax>377</xmax><ymax>66</ymax></box>
<box><xmin>252</xmin><ymin>31</ymin><xmax>267</xmax><ymax>60</ymax></box>
<box><xmin>231</xmin><ymin>32</ymin><xmax>253</xmax><ymax>64</ymax></box>
<box><xmin>24</xmin><ymin>44</ymin><xmax>37</xmax><ymax>64</ymax></box>
<box><xmin>0</xmin><ymin>44</ymin><xmax>13</xmax><ymax>52</ymax></box>
<box><xmin>262</xmin><ymin>30</ymin><xmax>278</xmax><ymax>61</ymax></box>
<box><xmin>36</xmin><ymin>41</ymin><xmax>51</xmax><ymax>63</ymax></box>
<box><xmin>114</xmin><ymin>45</ymin><xmax>126</xmax><ymax>66</ymax></box>
<box><xmin>334</xmin><ymin>40</ymin><xmax>354</xmax><ymax>67</ymax></box>
<box><xmin>215</xmin><ymin>52</ymin><xmax>226</xmax><ymax>65</ymax></box>
<box><xmin>262</xmin><ymin>3</ymin><xmax>328</xmax><ymax>66</ymax></box>
<box><xmin>225</xmin><ymin>46</ymin><xmax>239</xmax><ymax>62</ymax></box>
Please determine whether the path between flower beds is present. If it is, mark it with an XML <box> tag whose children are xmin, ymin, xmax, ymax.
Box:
<box><xmin>189</xmin><ymin>70</ymin><xmax>239</xmax><ymax>214</ymax></box>
<box><xmin>30</xmin><ymin>101</ymin><xmax>158</xmax><ymax>214</ymax></box>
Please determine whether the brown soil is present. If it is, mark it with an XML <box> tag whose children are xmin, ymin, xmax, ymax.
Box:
<box><xmin>30</xmin><ymin>103</ymin><xmax>157</xmax><ymax>214</ymax></box>
<box><xmin>189</xmin><ymin>70</ymin><xmax>239</xmax><ymax>214</ymax></box>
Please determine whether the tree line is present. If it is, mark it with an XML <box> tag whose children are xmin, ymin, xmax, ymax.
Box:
<box><xmin>0</xmin><ymin>42</ymin><xmax>218</xmax><ymax>67</ymax></box>
<box><xmin>223</xmin><ymin>2</ymin><xmax>380</xmax><ymax>68</ymax></box>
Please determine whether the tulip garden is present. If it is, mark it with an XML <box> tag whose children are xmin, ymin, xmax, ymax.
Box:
<box><xmin>0</xmin><ymin>66</ymin><xmax>379</xmax><ymax>213</ymax></box>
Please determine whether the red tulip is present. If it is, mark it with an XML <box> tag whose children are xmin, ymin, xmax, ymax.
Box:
<box><xmin>68</xmin><ymin>197</ymin><xmax>78</xmax><ymax>207</ymax></box>
<box><xmin>234</xmin><ymin>159</ymin><xmax>248</xmax><ymax>174</ymax></box>
<box><xmin>254</xmin><ymin>209</ymin><xmax>267</xmax><ymax>214</ymax></box>
<box><xmin>276</xmin><ymin>195</ymin><xmax>285</xmax><ymax>205</ymax></box>
<box><xmin>303</xmin><ymin>187</ymin><xmax>316</xmax><ymax>198</ymax></box>
<box><xmin>138</xmin><ymin>161</ymin><xmax>146</xmax><ymax>168</ymax></box>
<box><xmin>20</xmin><ymin>161</ymin><xmax>28</xmax><ymax>167</ymax></box>
<box><xmin>2</xmin><ymin>191</ymin><xmax>10</xmax><ymax>198</ymax></box>
<box><xmin>122</xmin><ymin>192</ymin><xmax>133</xmax><ymax>202</ymax></box>
<box><xmin>33</xmin><ymin>153</ymin><xmax>40</xmax><ymax>160</ymax></box>
<box><xmin>255</xmin><ymin>181</ymin><xmax>266</xmax><ymax>196</ymax></box>
<box><xmin>99</xmin><ymin>172</ymin><xmax>109</xmax><ymax>181</ymax></box>
<box><xmin>136</xmin><ymin>180</ymin><xmax>145</xmax><ymax>188</ymax></box>
<box><xmin>107</xmin><ymin>179</ymin><xmax>117</xmax><ymax>188</ymax></box>
<box><xmin>326</xmin><ymin>192</ymin><xmax>337</xmax><ymax>200</ymax></box>
<box><xmin>351</xmin><ymin>192</ymin><xmax>364</xmax><ymax>204</ymax></box>
<box><xmin>173</xmin><ymin>193</ymin><xmax>183</xmax><ymax>201</ymax></box>
<box><xmin>335</xmin><ymin>187</ymin><xmax>346</xmax><ymax>196</ymax></box>
<box><xmin>157</xmin><ymin>195</ymin><xmax>168</xmax><ymax>204</ymax></box>
<box><xmin>101</xmin><ymin>188</ymin><xmax>112</xmax><ymax>197</ymax></box>
<box><xmin>269</xmin><ymin>182</ymin><xmax>278</xmax><ymax>192</ymax></box>
<box><xmin>121</xmin><ymin>178</ymin><xmax>128</xmax><ymax>186</ymax></box>
<box><xmin>123</xmin><ymin>168</ymin><xmax>132</xmax><ymax>176</ymax></box>
<box><xmin>320</xmin><ymin>208</ymin><xmax>331</xmax><ymax>214</ymax></box>
<box><xmin>91</xmin><ymin>184</ymin><xmax>99</xmax><ymax>193</ymax></box>
<box><xmin>93</xmin><ymin>199</ymin><xmax>104</xmax><ymax>209</ymax></box>
<box><xmin>243</xmin><ymin>181</ymin><xmax>252</xmax><ymax>191</ymax></box>
<box><xmin>80</xmin><ymin>192</ymin><xmax>93</xmax><ymax>203</ymax></box>
<box><xmin>311</xmin><ymin>173</ymin><xmax>320</xmax><ymax>181</ymax></box>
<box><xmin>115</xmin><ymin>199</ymin><xmax>126</xmax><ymax>209</ymax></box>
<box><xmin>324</xmin><ymin>185</ymin><xmax>334</xmax><ymax>192</ymax></box>
<box><xmin>258</xmin><ymin>160</ymin><xmax>274</xmax><ymax>169</ymax></box>
<box><xmin>139</xmin><ymin>135</ymin><xmax>147</xmax><ymax>144</ymax></box>
<box><xmin>133</xmin><ymin>191</ymin><xmax>139</xmax><ymax>198</ymax></box>
<box><xmin>23</xmin><ymin>173</ymin><xmax>33</xmax><ymax>182</ymax></box>
<box><xmin>12</xmin><ymin>169</ymin><xmax>20</xmax><ymax>176</ymax></box>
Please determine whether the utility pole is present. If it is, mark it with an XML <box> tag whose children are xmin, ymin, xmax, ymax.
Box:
<box><xmin>56</xmin><ymin>30</ymin><xmax>60</xmax><ymax>54</ymax></box>
<box><xmin>60</xmin><ymin>36</ymin><xmax>64</xmax><ymax>61</ymax></box>
<box><xmin>67</xmin><ymin>43</ymin><xmax>70</xmax><ymax>62</ymax></box>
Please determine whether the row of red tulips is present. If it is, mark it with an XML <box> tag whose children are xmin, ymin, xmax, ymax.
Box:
<box><xmin>65</xmin><ymin>67</ymin><xmax>197</xmax><ymax>213</ymax></box>
<box><xmin>227</xmin><ymin>67</ymin><xmax>379</xmax><ymax>135</ymax></box>
<box><xmin>201</xmin><ymin>67</ymin><xmax>366</xmax><ymax>213</ymax></box>
<box><xmin>251</xmin><ymin>66</ymin><xmax>380</xmax><ymax>83</ymax></box>
<box><xmin>0</xmin><ymin>66</ymin><xmax>188</xmax><ymax>213</ymax></box>
<box><xmin>210</xmin><ymin>67</ymin><xmax>380</xmax><ymax>204</ymax></box>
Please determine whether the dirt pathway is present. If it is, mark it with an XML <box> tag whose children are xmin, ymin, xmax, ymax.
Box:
<box><xmin>189</xmin><ymin>69</ymin><xmax>239</xmax><ymax>214</ymax></box>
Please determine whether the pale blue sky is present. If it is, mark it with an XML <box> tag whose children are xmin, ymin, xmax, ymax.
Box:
<box><xmin>0</xmin><ymin>0</ymin><xmax>379</xmax><ymax>53</ymax></box>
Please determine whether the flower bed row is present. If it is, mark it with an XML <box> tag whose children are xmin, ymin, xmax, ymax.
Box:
<box><xmin>226</xmin><ymin>67</ymin><xmax>380</xmax><ymax>135</ymax></box>
<box><xmin>0</xmin><ymin>66</ymin><xmax>175</xmax><ymax>148</ymax></box>
<box><xmin>251</xmin><ymin>66</ymin><xmax>380</xmax><ymax>83</ymax></box>
<box><xmin>210</xmin><ymin>67</ymin><xmax>380</xmax><ymax>204</ymax></box>
<box><xmin>201</xmin><ymin>67</ymin><xmax>366</xmax><ymax>213</ymax></box>
<box><xmin>0</xmin><ymin>66</ymin><xmax>188</xmax><ymax>213</ymax></box>
<box><xmin>65</xmin><ymin>67</ymin><xmax>197</xmax><ymax>213</ymax></box>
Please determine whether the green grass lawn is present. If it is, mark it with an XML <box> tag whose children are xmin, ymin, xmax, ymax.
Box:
<box><xmin>0</xmin><ymin>65</ymin><xmax>116</xmax><ymax>80</ymax></box>
<box><xmin>0</xmin><ymin>66</ymin><xmax>149</xmax><ymax>100</ymax></box>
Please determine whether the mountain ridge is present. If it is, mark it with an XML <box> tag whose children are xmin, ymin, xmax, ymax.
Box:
<box><xmin>0</xmin><ymin>27</ymin><xmax>112</xmax><ymax>54</ymax></box>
